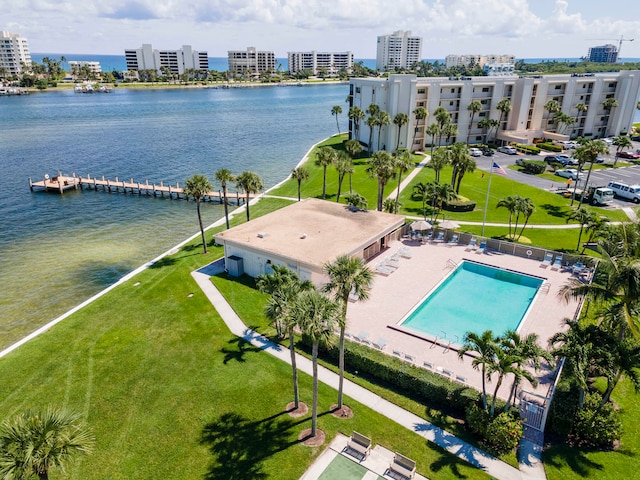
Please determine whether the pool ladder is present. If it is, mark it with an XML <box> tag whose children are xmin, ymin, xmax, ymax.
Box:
<box><xmin>540</xmin><ymin>282</ymin><xmax>551</xmax><ymax>294</ymax></box>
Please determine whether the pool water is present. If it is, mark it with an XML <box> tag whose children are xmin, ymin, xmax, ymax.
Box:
<box><xmin>400</xmin><ymin>260</ymin><xmax>543</xmax><ymax>344</ymax></box>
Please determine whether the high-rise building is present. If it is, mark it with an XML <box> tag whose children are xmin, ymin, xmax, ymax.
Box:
<box><xmin>227</xmin><ymin>48</ymin><xmax>275</xmax><ymax>76</ymax></box>
<box><xmin>0</xmin><ymin>31</ymin><xmax>31</xmax><ymax>76</ymax></box>
<box><xmin>124</xmin><ymin>44</ymin><xmax>208</xmax><ymax>75</ymax></box>
<box><xmin>349</xmin><ymin>71</ymin><xmax>640</xmax><ymax>151</ymax></box>
<box><xmin>287</xmin><ymin>51</ymin><xmax>353</xmax><ymax>75</ymax></box>
<box><xmin>588</xmin><ymin>44</ymin><xmax>618</xmax><ymax>63</ymax></box>
<box><xmin>376</xmin><ymin>30</ymin><xmax>422</xmax><ymax>71</ymax></box>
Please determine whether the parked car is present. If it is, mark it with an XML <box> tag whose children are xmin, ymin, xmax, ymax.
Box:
<box><xmin>594</xmin><ymin>157</ymin><xmax>606</xmax><ymax>163</ymax></box>
<box><xmin>545</xmin><ymin>155</ymin><xmax>571</xmax><ymax>166</ymax></box>
<box><xmin>555</xmin><ymin>169</ymin><xmax>584</xmax><ymax>180</ymax></box>
<box><xmin>617</xmin><ymin>151</ymin><xmax>640</xmax><ymax>160</ymax></box>
<box><xmin>559</xmin><ymin>140</ymin><xmax>578</xmax><ymax>149</ymax></box>
<box><xmin>482</xmin><ymin>148</ymin><xmax>494</xmax><ymax>156</ymax></box>
<box><xmin>515</xmin><ymin>158</ymin><xmax>527</xmax><ymax>166</ymax></box>
<box><xmin>602</xmin><ymin>137</ymin><xmax>614</xmax><ymax>146</ymax></box>
<box><xmin>497</xmin><ymin>146</ymin><xmax>517</xmax><ymax>155</ymax></box>
<box><xmin>469</xmin><ymin>147</ymin><xmax>482</xmax><ymax>157</ymax></box>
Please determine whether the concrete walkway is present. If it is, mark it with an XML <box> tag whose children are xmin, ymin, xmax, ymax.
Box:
<box><xmin>192</xmin><ymin>261</ymin><xmax>541</xmax><ymax>480</ymax></box>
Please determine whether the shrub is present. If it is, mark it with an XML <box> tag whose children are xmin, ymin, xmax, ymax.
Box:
<box><xmin>465</xmin><ymin>403</ymin><xmax>523</xmax><ymax>452</ymax></box>
<box><xmin>515</xmin><ymin>144</ymin><xmax>541</xmax><ymax>155</ymax></box>
<box><xmin>521</xmin><ymin>159</ymin><xmax>546</xmax><ymax>174</ymax></box>
<box><xmin>444</xmin><ymin>199</ymin><xmax>476</xmax><ymax>212</ymax></box>
<box><xmin>547</xmin><ymin>383</ymin><xmax>578</xmax><ymax>437</ymax></box>
<box><xmin>537</xmin><ymin>142</ymin><xmax>562</xmax><ymax>152</ymax></box>
<box><xmin>572</xmin><ymin>393</ymin><xmax>621</xmax><ymax>449</ymax></box>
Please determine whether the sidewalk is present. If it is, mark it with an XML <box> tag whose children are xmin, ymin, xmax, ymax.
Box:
<box><xmin>192</xmin><ymin>261</ymin><xmax>542</xmax><ymax>480</ymax></box>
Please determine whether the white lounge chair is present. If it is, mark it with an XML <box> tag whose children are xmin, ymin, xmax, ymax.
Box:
<box><xmin>423</xmin><ymin>361</ymin><xmax>434</xmax><ymax>370</ymax></box>
<box><xmin>448</xmin><ymin>234</ymin><xmax>459</xmax><ymax>246</ymax></box>
<box><xmin>373</xmin><ymin>337</ymin><xmax>388</xmax><ymax>350</ymax></box>
<box><xmin>465</xmin><ymin>238</ymin><xmax>477</xmax><ymax>251</ymax></box>
<box><xmin>398</xmin><ymin>247</ymin><xmax>413</xmax><ymax>259</ymax></box>
<box><xmin>551</xmin><ymin>254</ymin><xmax>563</xmax><ymax>270</ymax></box>
<box><xmin>475</xmin><ymin>241</ymin><xmax>486</xmax><ymax>254</ymax></box>
<box><xmin>375</xmin><ymin>263</ymin><xmax>393</xmax><ymax>276</ymax></box>
<box><xmin>540</xmin><ymin>252</ymin><xmax>553</xmax><ymax>268</ymax></box>
<box><xmin>385</xmin><ymin>256</ymin><xmax>400</xmax><ymax>268</ymax></box>
<box><xmin>355</xmin><ymin>330</ymin><xmax>369</xmax><ymax>343</ymax></box>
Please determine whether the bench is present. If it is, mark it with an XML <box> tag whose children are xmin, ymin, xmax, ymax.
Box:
<box><xmin>346</xmin><ymin>431</ymin><xmax>371</xmax><ymax>460</ymax></box>
<box><xmin>388</xmin><ymin>452</ymin><xmax>416</xmax><ymax>479</ymax></box>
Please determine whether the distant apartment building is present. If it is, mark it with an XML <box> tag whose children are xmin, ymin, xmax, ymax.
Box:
<box><xmin>587</xmin><ymin>44</ymin><xmax>618</xmax><ymax>63</ymax></box>
<box><xmin>349</xmin><ymin>71</ymin><xmax>640</xmax><ymax>152</ymax></box>
<box><xmin>124</xmin><ymin>44</ymin><xmax>208</xmax><ymax>75</ymax></box>
<box><xmin>68</xmin><ymin>61</ymin><xmax>102</xmax><ymax>74</ymax></box>
<box><xmin>0</xmin><ymin>31</ymin><xmax>31</xmax><ymax>75</ymax></box>
<box><xmin>376</xmin><ymin>30</ymin><xmax>422</xmax><ymax>71</ymax></box>
<box><xmin>483</xmin><ymin>63</ymin><xmax>515</xmax><ymax>76</ymax></box>
<box><xmin>228</xmin><ymin>48</ymin><xmax>275</xmax><ymax>76</ymax></box>
<box><xmin>287</xmin><ymin>51</ymin><xmax>353</xmax><ymax>75</ymax></box>
<box><xmin>445</xmin><ymin>54</ymin><xmax>515</xmax><ymax>69</ymax></box>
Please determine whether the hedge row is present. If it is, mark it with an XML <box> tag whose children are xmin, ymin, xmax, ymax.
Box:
<box><xmin>444</xmin><ymin>199</ymin><xmax>476</xmax><ymax>212</ymax></box>
<box><xmin>537</xmin><ymin>142</ymin><xmax>562</xmax><ymax>152</ymax></box>
<box><xmin>521</xmin><ymin>159</ymin><xmax>547</xmax><ymax>174</ymax></box>
<box><xmin>514</xmin><ymin>144</ymin><xmax>541</xmax><ymax>155</ymax></box>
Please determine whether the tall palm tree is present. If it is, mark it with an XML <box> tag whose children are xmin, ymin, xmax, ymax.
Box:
<box><xmin>602</xmin><ymin>97</ymin><xmax>619</xmax><ymax>136</ymax></box>
<box><xmin>412</xmin><ymin>181</ymin><xmax>434</xmax><ymax>220</ymax></box>
<box><xmin>293</xmin><ymin>290</ymin><xmax>339</xmax><ymax>438</ymax></box>
<box><xmin>290</xmin><ymin>166</ymin><xmax>309</xmax><ymax>202</ymax></box>
<box><xmin>555</xmin><ymin>112</ymin><xmax>575</xmax><ymax>135</ymax></box>
<box><xmin>458</xmin><ymin>330</ymin><xmax>497</xmax><ymax>411</ymax></box>
<box><xmin>442</xmin><ymin>123</ymin><xmax>459</xmax><ymax>145</ymax></box>
<box><xmin>393</xmin><ymin>112</ymin><xmax>409</xmax><ymax>151</ymax></box>
<box><xmin>486</xmin><ymin>345</ymin><xmax>518</xmax><ymax>416</ymax></box>
<box><xmin>348</xmin><ymin>106</ymin><xmax>365</xmax><ymax>142</ymax></box>
<box><xmin>366</xmin><ymin>151</ymin><xmax>396</xmax><ymax>211</ymax></box>
<box><xmin>331</xmin><ymin>105</ymin><xmax>343</xmax><ymax>135</ymax></box>
<box><xmin>315</xmin><ymin>147</ymin><xmax>337</xmax><ymax>200</ymax></box>
<box><xmin>344</xmin><ymin>139</ymin><xmax>363</xmax><ymax>160</ymax></box>
<box><xmin>257</xmin><ymin>266</ymin><xmax>313</xmax><ymax>409</ymax></box>
<box><xmin>184</xmin><ymin>174</ymin><xmax>213</xmax><ymax>253</ymax></box>
<box><xmin>496</xmin><ymin>195</ymin><xmax>519</xmax><ymax>239</ymax></box>
<box><xmin>449</xmin><ymin>142</ymin><xmax>475</xmax><ymax>193</ymax></box>
<box><xmin>573</xmin><ymin>139</ymin><xmax>609</xmax><ymax>207</ymax></box>
<box><xmin>428</xmin><ymin>147</ymin><xmax>451</xmax><ymax>183</ymax></box>
<box><xmin>365</xmin><ymin>115</ymin><xmax>378</xmax><ymax>154</ymax></box>
<box><xmin>431</xmin><ymin>183</ymin><xmax>457</xmax><ymax>222</ymax></box>
<box><xmin>235</xmin><ymin>171</ymin><xmax>264</xmax><ymax>221</ymax></box>
<box><xmin>333</xmin><ymin>151</ymin><xmax>353</xmax><ymax>202</ymax></box>
<box><xmin>495</xmin><ymin>98</ymin><xmax>512</xmax><ymax>143</ymax></box>
<box><xmin>581</xmin><ymin>214</ymin><xmax>609</xmax><ymax>254</ymax></box>
<box><xmin>544</xmin><ymin>99</ymin><xmax>561</xmax><ymax>131</ymax></box>
<box><xmin>412</xmin><ymin>106</ymin><xmax>428</xmax><ymax>150</ymax></box>
<box><xmin>466</xmin><ymin>100</ymin><xmax>482</xmax><ymax>144</ymax></box>
<box><xmin>433</xmin><ymin>107</ymin><xmax>451</xmax><ymax>146</ymax></box>
<box><xmin>322</xmin><ymin>256</ymin><xmax>373</xmax><ymax>411</ymax></box>
<box><xmin>214</xmin><ymin>168</ymin><xmax>235</xmax><ymax>230</ymax></box>
<box><xmin>426</xmin><ymin>123</ymin><xmax>441</xmax><ymax>153</ymax></box>
<box><xmin>477</xmin><ymin>118</ymin><xmax>493</xmax><ymax>144</ymax></box>
<box><xmin>612</xmin><ymin>135</ymin><xmax>633</xmax><ymax>166</ymax></box>
<box><xmin>0</xmin><ymin>407</ymin><xmax>94</xmax><ymax>480</ymax></box>
<box><xmin>600</xmin><ymin>340</ymin><xmax>640</xmax><ymax>406</ymax></box>
<box><xmin>393</xmin><ymin>149</ymin><xmax>414</xmax><ymax>212</ymax></box>
<box><xmin>567</xmin><ymin>208</ymin><xmax>597</xmax><ymax>251</ymax></box>
<box><xmin>376</xmin><ymin>111</ymin><xmax>391</xmax><ymax>151</ymax></box>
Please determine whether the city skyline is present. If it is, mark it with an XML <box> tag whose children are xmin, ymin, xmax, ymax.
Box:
<box><xmin>4</xmin><ymin>0</ymin><xmax>640</xmax><ymax>60</ymax></box>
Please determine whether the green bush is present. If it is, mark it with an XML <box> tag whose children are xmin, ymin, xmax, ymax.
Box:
<box><xmin>537</xmin><ymin>142</ymin><xmax>562</xmax><ymax>152</ymax></box>
<box><xmin>547</xmin><ymin>384</ymin><xmax>578</xmax><ymax>437</ymax></box>
<box><xmin>465</xmin><ymin>403</ymin><xmax>523</xmax><ymax>452</ymax></box>
<box><xmin>444</xmin><ymin>199</ymin><xmax>476</xmax><ymax>212</ymax></box>
<box><xmin>572</xmin><ymin>393</ymin><xmax>622</xmax><ymax>449</ymax></box>
<box><xmin>515</xmin><ymin>144</ymin><xmax>541</xmax><ymax>155</ymax></box>
<box><xmin>521</xmin><ymin>159</ymin><xmax>546</xmax><ymax>174</ymax></box>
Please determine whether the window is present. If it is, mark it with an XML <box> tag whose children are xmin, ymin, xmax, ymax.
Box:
<box><xmin>554</xmin><ymin>85</ymin><xmax>562</xmax><ymax>90</ymax></box>
<box><xmin>450</xmin><ymin>101</ymin><xmax>454</xmax><ymax>106</ymax></box>
<box><xmin>609</xmin><ymin>83</ymin><xmax>616</xmax><ymax>87</ymax></box>
<box><xmin>451</xmin><ymin>88</ymin><xmax>455</xmax><ymax>93</ymax></box>
<box><xmin>355</xmin><ymin>87</ymin><xmax>360</xmax><ymax>93</ymax></box>
<box><xmin>482</xmin><ymin>87</ymin><xmax>489</xmax><ymax>92</ymax></box>
<box><xmin>417</xmin><ymin>88</ymin><xmax>425</xmax><ymax>94</ymax></box>
<box><xmin>476</xmin><ymin>136</ymin><xmax>482</xmax><ymax>141</ymax></box>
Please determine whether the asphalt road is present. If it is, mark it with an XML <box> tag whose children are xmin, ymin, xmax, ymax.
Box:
<box><xmin>476</xmin><ymin>140</ymin><xmax>640</xmax><ymax>209</ymax></box>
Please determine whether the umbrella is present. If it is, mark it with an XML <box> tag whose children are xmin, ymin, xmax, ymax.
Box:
<box><xmin>439</xmin><ymin>220</ymin><xmax>460</xmax><ymax>230</ymax></box>
<box><xmin>410</xmin><ymin>220</ymin><xmax>432</xmax><ymax>231</ymax></box>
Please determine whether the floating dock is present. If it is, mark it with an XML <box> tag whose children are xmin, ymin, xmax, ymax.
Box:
<box><xmin>29</xmin><ymin>173</ymin><xmax>252</xmax><ymax>204</ymax></box>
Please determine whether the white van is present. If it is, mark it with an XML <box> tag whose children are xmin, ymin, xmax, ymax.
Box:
<box><xmin>607</xmin><ymin>182</ymin><xmax>640</xmax><ymax>203</ymax></box>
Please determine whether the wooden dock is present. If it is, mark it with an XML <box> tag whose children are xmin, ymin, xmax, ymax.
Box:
<box><xmin>29</xmin><ymin>172</ymin><xmax>253</xmax><ymax>204</ymax></box>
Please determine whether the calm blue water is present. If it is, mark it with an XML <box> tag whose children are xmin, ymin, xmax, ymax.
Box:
<box><xmin>401</xmin><ymin>261</ymin><xmax>543</xmax><ymax>343</ymax></box>
<box><xmin>0</xmin><ymin>84</ymin><xmax>348</xmax><ymax>348</ymax></box>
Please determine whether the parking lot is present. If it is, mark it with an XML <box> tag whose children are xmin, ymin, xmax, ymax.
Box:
<box><xmin>477</xmin><ymin>140</ymin><xmax>640</xmax><ymax>209</ymax></box>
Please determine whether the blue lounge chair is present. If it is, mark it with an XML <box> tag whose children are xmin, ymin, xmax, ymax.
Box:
<box><xmin>465</xmin><ymin>238</ymin><xmax>477</xmax><ymax>251</ymax></box>
<box><xmin>448</xmin><ymin>234</ymin><xmax>459</xmax><ymax>246</ymax></box>
<box><xmin>540</xmin><ymin>252</ymin><xmax>553</xmax><ymax>268</ymax></box>
<box><xmin>475</xmin><ymin>241</ymin><xmax>486</xmax><ymax>254</ymax></box>
<box><xmin>432</xmin><ymin>231</ymin><xmax>444</xmax><ymax>243</ymax></box>
<box><xmin>551</xmin><ymin>254</ymin><xmax>563</xmax><ymax>270</ymax></box>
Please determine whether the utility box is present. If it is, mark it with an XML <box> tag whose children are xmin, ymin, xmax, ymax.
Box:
<box><xmin>226</xmin><ymin>255</ymin><xmax>244</xmax><ymax>277</ymax></box>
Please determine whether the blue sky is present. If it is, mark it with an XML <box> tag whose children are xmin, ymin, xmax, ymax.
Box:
<box><xmin>4</xmin><ymin>0</ymin><xmax>640</xmax><ymax>59</ymax></box>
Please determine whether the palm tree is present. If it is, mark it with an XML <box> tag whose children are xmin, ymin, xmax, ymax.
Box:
<box><xmin>449</xmin><ymin>142</ymin><xmax>475</xmax><ymax>193</ymax></box>
<box><xmin>412</xmin><ymin>181</ymin><xmax>434</xmax><ymax>219</ymax></box>
<box><xmin>431</xmin><ymin>183</ymin><xmax>457</xmax><ymax>222</ymax></box>
<box><xmin>322</xmin><ymin>256</ymin><xmax>373</xmax><ymax>412</ymax></box>
<box><xmin>412</xmin><ymin>106</ymin><xmax>428</xmax><ymax>150</ymax></box>
<box><xmin>344</xmin><ymin>192</ymin><xmax>368</xmax><ymax>210</ymax></box>
<box><xmin>573</xmin><ymin>139</ymin><xmax>608</xmax><ymax>207</ymax></box>
<box><xmin>214</xmin><ymin>168</ymin><xmax>235</xmax><ymax>230</ymax></box>
<box><xmin>544</xmin><ymin>99</ymin><xmax>561</xmax><ymax>131</ymax></box>
<box><xmin>393</xmin><ymin>112</ymin><xmax>409</xmax><ymax>151</ymax></box>
<box><xmin>366</xmin><ymin>151</ymin><xmax>396</xmax><ymax>211</ymax></box>
<box><xmin>331</xmin><ymin>105</ymin><xmax>343</xmax><ymax>135</ymax></box>
<box><xmin>555</xmin><ymin>112</ymin><xmax>575</xmax><ymax>135</ymax></box>
<box><xmin>344</xmin><ymin>139</ymin><xmax>363</xmax><ymax>160</ymax></box>
<box><xmin>466</xmin><ymin>100</ymin><xmax>482</xmax><ymax>144</ymax></box>
<box><xmin>293</xmin><ymin>290</ymin><xmax>339</xmax><ymax>438</ymax></box>
<box><xmin>602</xmin><ymin>97</ymin><xmax>619</xmax><ymax>136</ymax></box>
<box><xmin>495</xmin><ymin>98</ymin><xmax>512</xmax><ymax>142</ymax></box>
<box><xmin>235</xmin><ymin>171</ymin><xmax>264</xmax><ymax>221</ymax></box>
<box><xmin>333</xmin><ymin>151</ymin><xmax>353</xmax><ymax>202</ymax></box>
<box><xmin>496</xmin><ymin>195</ymin><xmax>519</xmax><ymax>239</ymax></box>
<box><xmin>458</xmin><ymin>330</ymin><xmax>497</xmax><ymax>411</ymax></box>
<box><xmin>477</xmin><ymin>118</ymin><xmax>493</xmax><ymax>144</ymax></box>
<box><xmin>442</xmin><ymin>123</ymin><xmax>459</xmax><ymax>145</ymax></box>
<box><xmin>612</xmin><ymin>135</ymin><xmax>633</xmax><ymax>166</ymax></box>
<box><xmin>426</xmin><ymin>123</ymin><xmax>441</xmax><ymax>153</ymax></box>
<box><xmin>581</xmin><ymin>214</ymin><xmax>608</xmax><ymax>253</ymax></box>
<box><xmin>567</xmin><ymin>208</ymin><xmax>597</xmax><ymax>251</ymax></box>
<box><xmin>315</xmin><ymin>147</ymin><xmax>337</xmax><ymax>200</ymax></box>
<box><xmin>515</xmin><ymin>197</ymin><xmax>535</xmax><ymax>241</ymax></box>
<box><xmin>365</xmin><ymin>115</ymin><xmax>378</xmax><ymax>154</ymax></box>
<box><xmin>291</xmin><ymin>166</ymin><xmax>309</xmax><ymax>202</ymax></box>
<box><xmin>486</xmin><ymin>345</ymin><xmax>518</xmax><ymax>416</ymax></box>
<box><xmin>393</xmin><ymin>149</ymin><xmax>413</xmax><ymax>212</ymax></box>
<box><xmin>348</xmin><ymin>106</ymin><xmax>365</xmax><ymax>142</ymax></box>
<box><xmin>376</xmin><ymin>111</ymin><xmax>391</xmax><ymax>151</ymax></box>
<box><xmin>428</xmin><ymin>147</ymin><xmax>451</xmax><ymax>183</ymax></box>
<box><xmin>434</xmin><ymin>107</ymin><xmax>451</xmax><ymax>146</ymax></box>
<box><xmin>0</xmin><ymin>407</ymin><xmax>94</xmax><ymax>480</ymax></box>
<box><xmin>257</xmin><ymin>266</ymin><xmax>313</xmax><ymax>409</ymax></box>
<box><xmin>184</xmin><ymin>174</ymin><xmax>213</xmax><ymax>253</ymax></box>
<box><xmin>600</xmin><ymin>340</ymin><xmax>640</xmax><ymax>406</ymax></box>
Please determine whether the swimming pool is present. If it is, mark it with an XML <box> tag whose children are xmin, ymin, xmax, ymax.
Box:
<box><xmin>399</xmin><ymin>260</ymin><xmax>544</xmax><ymax>345</ymax></box>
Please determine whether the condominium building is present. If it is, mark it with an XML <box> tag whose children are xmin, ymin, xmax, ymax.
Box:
<box><xmin>0</xmin><ymin>31</ymin><xmax>31</xmax><ymax>76</ymax></box>
<box><xmin>68</xmin><ymin>61</ymin><xmax>102</xmax><ymax>74</ymax></box>
<box><xmin>348</xmin><ymin>71</ymin><xmax>640</xmax><ymax>151</ymax></box>
<box><xmin>228</xmin><ymin>48</ymin><xmax>275</xmax><ymax>76</ymax></box>
<box><xmin>587</xmin><ymin>44</ymin><xmax>618</xmax><ymax>63</ymax></box>
<box><xmin>287</xmin><ymin>51</ymin><xmax>353</xmax><ymax>75</ymax></box>
<box><xmin>124</xmin><ymin>44</ymin><xmax>208</xmax><ymax>75</ymax></box>
<box><xmin>376</xmin><ymin>30</ymin><xmax>422</xmax><ymax>71</ymax></box>
<box><xmin>445</xmin><ymin>54</ymin><xmax>515</xmax><ymax>69</ymax></box>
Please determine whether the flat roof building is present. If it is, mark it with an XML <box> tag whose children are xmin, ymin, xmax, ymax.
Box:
<box><xmin>287</xmin><ymin>51</ymin><xmax>353</xmax><ymax>76</ymax></box>
<box><xmin>68</xmin><ymin>61</ymin><xmax>102</xmax><ymax>74</ymax></box>
<box><xmin>124</xmin><ymin>44</ymin><xmax>208</xmax><ymax>75</ymax></box>
<box><xmin>214</xmin><ymin>198</ymin><xmax>405</xmax><ymax>285</ymax></box>
<box><xmin>228</xmin><ymin>48</ymin><xmax>276</xmax><ymax>77</ymax></box>
<box><xmin>0</xmin><ymin>31</ymin><xmax>31</xmax><ymax>76</ymax></box>
<box><xmin>445</xmin><ymin>54</ymin><xmax>515</xmax><ymax>69</ymax></box>
<box><xmin>376</xmin><ymin>30</ymin><xmax>422</xmax><ymax>71</ymax></box>
<box><xmin>349</xmin><ymin>71</ymin><xmax>640</xmax><ymax>151</ymax></box>
<box><xmin>587</xmin><ymin>44</ymin><xmax>618</xmax><ymax>63</ymax></box>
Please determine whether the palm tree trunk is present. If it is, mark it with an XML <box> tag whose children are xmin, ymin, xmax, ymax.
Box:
<box><xmin>349</xmin><ymin>172</ymin><xmax>353</xmax><ymax>194</ymax></box>
<box><xmin>322</xmin><ymin>167</ymin><xmax>327</xmax><ymax>199</ymax></box>
<box><xmin>337</xmin><ymin>327</ymin><xmax>345</xmax><ymax>409</ymax></box>
<box><xmin>491</xmin><ymin>376</ymin><xmax>503</xmax><ymax>416</ymax></box>
<box><xmin>601</xmin><ymin>370</ymin><xmax>622</xmax><ymax>406</ymax></box>
<box><xmin>395</xmin><ymin>171</ymin><xmax>404</xmax><ymax>211</ymax></box>
<box><xmin>222</xmin><ymin>186</ymin><xmax>230</xmax><ymax>229</ymax></box>
<box><xmin>297</xmin><ymin>181</ymin><xmax>302</xmax><ymax>202</ymax></box>
<box><xmin>311</xmin><ymin>342</ymin><xmax>319</xmax><ymax>437</ymax></box>
<box><xmin>197</xmin><ymin>201</ymin><xmax>207</xmax><ymax>253</ymax></box>
<box><xmin>336</xmin><ymin>174</ymin><xmax>344</xmax><ymax>202</ymax></box>
<box><xmin>245</xmin><ymin>193</ymin><xmax>251</xmax><ymax>221</ymax></box>
<box><xmin>505</xmin><ymin>379</ymin><xmax>519</xmax><ymax>412</ymax></box>
<box><xmin>576</xmin><ymin>225</ymin><xmax>584</xmax><ymax>251</ymax></box>
<box><xmin>481</xmin><ymin>366</ymin><xmax>488</xmax><ymax>411</ymax></box>
<box><xmin>577</xmin><ymin>162</ymin><xmax>596</xmax><ymax>209</ymax></box>
<box><xmin>289</xmin><ymin>328</ymin><xmax>299</xmax><ymax>409</ymax></box>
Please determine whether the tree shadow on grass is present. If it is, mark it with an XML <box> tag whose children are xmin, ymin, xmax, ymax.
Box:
<box><xmin>200</xmin><ymin>411</ymin><xmax>298</xmax><ymax>480</ymax></box>
<box><xmin>542</xmin><ymin>443</ymin><xmax>606</xmax><ymax>477</ymax></box>
<box><xmin>539</xmin><ymin>203</ymin><xmax>569</xmax><ymax>219</ymax></box>
<box><xmin>148</xmin><ymin>256</ymin><xmax>178</xmax><ymax>269</ymax></box>
<box><xmin>220</xmin><ymin>336</ymin><xmax>264</xmax><ymax>364</ymax></box>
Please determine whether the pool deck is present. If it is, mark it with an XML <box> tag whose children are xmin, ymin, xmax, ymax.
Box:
<box><xmin>347</xmin><ymin>238</ymin><xmax>581</xmax><ymax>400</ymax></box>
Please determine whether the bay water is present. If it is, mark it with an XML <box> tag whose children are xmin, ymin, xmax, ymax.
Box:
<box><xmin>0</xmin><ymin>83</ymin><xmax>348</xmax><ymax>349</ymax></box>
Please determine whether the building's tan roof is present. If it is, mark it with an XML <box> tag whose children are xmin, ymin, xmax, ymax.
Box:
<box><xmin>215</xmin><ymin>198</ymin><xmax>405</xmax><ymax>269</ymax></box>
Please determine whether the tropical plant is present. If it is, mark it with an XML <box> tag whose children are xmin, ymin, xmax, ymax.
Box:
<box><xmin>365</xmin><ymin>104</ymin><xmax>380</xmax><ymax>153</ymax></box>
<box><xmin>412</xmin><ymin>181</ymin><xmax>434</xmax><ymax>220</ymax></box>
<box><xmin>466</xmin><ymin>100</ymin><xmax>482</xmax><ymax>144</ymax></box>
<box><xmin>458</xmin><ymin>330</ymin><xmax>497</xmax><ymax>411</ymax></box>
<box><xmin>290</xmin><ymin>166</ymin><xmax>309</xmax><ymax>202</ymax></box>
<box><xmin>495</xmin><ymin>98</ymin><xmax>512</xmax><ymax>142</ymax></box>
<box><xmin>544</xmin><ymin>99</ymin><xmax>561</xmax><ymax>130</ymax></box>
<box><xmin>477</xmin><ymin>118</ymin><xmax>493</xmax><ymax>144</ymax></box>
<box><xmin>393</xmin><ymin>149</ymin><xmax>414</xmax><ymax>211</ymax></box>
<box><xmin>348</xmin><ymin>106</ymin><xmax>365</xmax><ymax>142</ymax></box>
<box><xmin>344</xmin><ymin>192</ymin><xmax>368</xmax><ymax>210</ymax></box>
<box><xmin>555</xmin><ymin>112</ymin><xmax>575</xmax><ymax>135</ymax></box>
<box><xmin>0</xmin><ymin>407</ymin><xmax>94</xmax><ymax>480</ymax></box>
<box><xmin>393</xmin><ymin>112</ymin><xmax>409</xmax><ymax>151</ymax></box>
<box><xmin>235</xmin><ymin>171</ymin><xmax>264</xmax><ymax>221</ymax></box>
<box><xmin>412</xmin><ymin>106</ymin><xmax>428</xmax><ymax>150</ymax></box>
<box><xmin>322</xmin><ymin>256</ymin><xmax>373</xmax><ymax>411</ymax></box>
<box><xmin>612</xmin><ymin>135</ymin><xmax>633</xmax><ymax>165</ymax></box>
<box><xmin>214</xmin><ymin>168</ymin><xmax>235</xmax><ymax>230</ymax></box>
<box><xmin>315</xmin><ymin>147</ymin><xmax>337</xmax><ymax>200</ymax></box>
<box><xmin>430</xmin><ymin>183</ymin><xmax>457</xmax><ymax>222</ymax></box>
<box><xmin>425</xmin><ymin>123</ymin><xmax>441</xmax><ymax>152</ymax></box>
<box><xmin>581</xmin><ymin>214</ymin><xmax>609</xmax><ymax>253</ymax></box>
<box><xmin>496</xmin><ymin>195</ymin><xmax>534</xmax><ymax>240</ymax></box>
<box><xmin>292</xmin><ymin>290</ymin><xmax>339</xmax><ymax>437</ymax></box>
<box><xmin>442</xmin><ymin>123</ymin><xmax>459</xmax><ymax>145</ymax></box>
<box><xmin>433</xmin><ymin>107</ymin><xmax>451</xmax><ymax>146</ymax></box>
<box><xmin>184</xmin><ymin>174</ymin><xmax>214</xmax><ymax>253</ymax></box>
<box><xmin>344</xmin><ymin>139</ymin><xmax>363</xmax><ymax>160</ymax></box>
<box><xmin>382</xmin><ymin>198</ymin><xmax>399</xmax><ymax>213</ymax></box>
<box><xmin>376</xmin><ymin>111</ymin><xmax>391</xmax><ymax>151</ymax></box>
<box><xmin>366</xmin><ymin>151</ymin><xmax>396</xmax><ymax>211</ymax></box>
<box><xmin>428</xmin><ymin>147</ymin><xmax>451</xmax><ymax>183</ymax></box>
<box><xmin>331</xmin><ymin>105</ymin><xmax>342</xmax><ymax>135</ymax></box>
<box><xmin>333</xmin><ymin>151</ymin><xmax>353</xmax><ymax>202</ymax></box>
<box><xmin>572</xmin><ymin>139</ymin><xmax>609</xmax><ymax>206</ymax></box>
<box><xmin>567</xmin><ymin>208</ymin><xmax>597</xmax><ymax>251</ymax></box>
<box><xmin>449</xmin><ymin>142</ymin><xmax>476</xmax><ymax>193</ymax></box>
